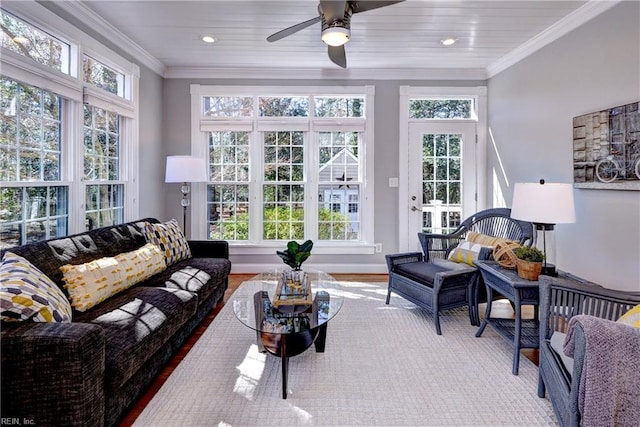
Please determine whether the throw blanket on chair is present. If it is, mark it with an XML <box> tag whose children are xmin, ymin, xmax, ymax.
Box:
<box><xmin>564</xmin><ymin>314</ymin><xmax>640</xmax><ymax>427</ymax></box>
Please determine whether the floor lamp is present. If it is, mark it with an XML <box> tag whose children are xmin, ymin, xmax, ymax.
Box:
<box><xmin>165</xmin><ymin>155</ymin><xmax>207</xmax><ymax>235</ymax></box>
<box><xmin>510</xmin><ymin>180</ymin><xmax>576</xmax><ymax>276</ymax></box>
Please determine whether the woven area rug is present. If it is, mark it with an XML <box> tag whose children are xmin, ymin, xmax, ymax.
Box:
<box><xmin>133</xmin><ymin>282</ymin><xmax>557</xmax><ymax>426</ymax></box>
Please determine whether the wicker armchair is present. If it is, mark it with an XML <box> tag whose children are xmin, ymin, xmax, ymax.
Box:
<box><xmin>538</xmin><ymin>275</ymin><xmax>640</xmax><ymax>427</ymax></box>
<box><xmin>385</xmin><ymin>208</ymin><xmax>533</xmax><ymax>335</ymax></box>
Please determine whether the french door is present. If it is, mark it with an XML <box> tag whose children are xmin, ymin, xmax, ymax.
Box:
<box><xmin>406</xmin><ymin>122</ymin><xmax>477</xmax><ymax>252</ymax></box>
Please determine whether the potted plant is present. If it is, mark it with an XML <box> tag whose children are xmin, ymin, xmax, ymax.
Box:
<box><xmin>276</xmin><ymin>240</ymin><xmax>313</xmax><ymax>285</ymax></box>
<box><xmin>513</xmin><ymin>246</ymin><xmax>545</xmax><ymax>280</ymax></box>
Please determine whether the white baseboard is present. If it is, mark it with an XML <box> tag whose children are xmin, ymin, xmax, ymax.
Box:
<box><xmin>230</xmin><ymin>263</ymin><xmax>388</xmax><ymax>274</ymax></box>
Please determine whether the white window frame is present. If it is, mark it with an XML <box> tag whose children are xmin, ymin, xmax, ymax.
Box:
<box><xmin>190</xmin><ymin>85</ymin><xmax>376</xmax><ymax>255</ymax></box>
<box><xmin>1</xmin><ymin>2</ymin><xmax>139</xmax><ymax>238</ymax></box>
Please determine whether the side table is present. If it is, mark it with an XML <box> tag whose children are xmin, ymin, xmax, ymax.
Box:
<box><xmin>474</xmin><ymin>260</ymin><xmax>540</xmax><ymax>375</ymax></box>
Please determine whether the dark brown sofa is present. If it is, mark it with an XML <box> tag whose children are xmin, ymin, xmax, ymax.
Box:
<box><xmin>0</xmin><ymin>218</ymin><xmax>231</xmax><ymax>427</ymax></box>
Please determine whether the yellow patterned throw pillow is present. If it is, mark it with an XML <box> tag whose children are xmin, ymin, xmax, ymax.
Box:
<box><xmin>466</xmin><ymin>231</ymin><xmax>509</xmax><ymax>247</ymax></box>
<box><xmin>143</xmin><ymin>219</ymin><xmax>191</xmax><ymax>266</ymax></box>
<box><xmin>447</xmin><ymin>241</ymin><xmax>492</xmax><ymax>266</ymax></box>
<box><xmin>617</xmin><ymin>304</ymin><xmax>640</xmax><ymax>328</ymax></box>
<box><xmin>1</xmin><ymin>252</ymin><xmax>72</xmax><ymax>322</ymax></box>
<box><xmin>60</xmin><ymin>243</ymin><xmax>166</xmax><ymax>312</ymax></box>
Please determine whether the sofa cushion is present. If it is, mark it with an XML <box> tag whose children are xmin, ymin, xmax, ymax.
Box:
<box><xmin>1</xmin><ymin>252</ymin><xmax>72</xmax><ymax>322</ymax></box>
<box><xmin>141</xmin><ymin>257</ymin><xmax>232</xmax><ymax>306</ymax></box>
<box><xmin>60</xmin><ymin>243</ymin><xmax>166</xmax><ymax>312</ymax></box>
<box><xmin>143</xmin><ymin>219</ymin><xmax>191</xmax><ymax>266</ymax></box>
<box><xmin>74</xmin><ymin>286</ymin><xmax>198</xmax><ymax>391</ymax></box>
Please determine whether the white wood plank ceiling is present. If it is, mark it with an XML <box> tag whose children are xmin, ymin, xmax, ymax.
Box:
<box><xmin>60</xmin><ymin>0</ymin><xmax>613</xmax><ymax>78</ymax></box>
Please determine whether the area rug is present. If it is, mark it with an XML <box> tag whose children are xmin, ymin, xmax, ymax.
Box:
<box><xmin>133</xmin><ymin>281</ymin><xmax>557</xmax><ymax>426</ymax></box>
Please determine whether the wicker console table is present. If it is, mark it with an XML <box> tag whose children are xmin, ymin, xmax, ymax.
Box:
<box><xmin>474</xmin><ymin>260</ymin><xmax>541</xmax><ymax>375</ymax></box>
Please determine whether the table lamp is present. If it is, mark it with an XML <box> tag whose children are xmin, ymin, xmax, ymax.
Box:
<box><xmin>510</xmin><ymin>179</ymin><xmax>576</xmax><ymax>276</ymax></box>
<box><xmin>165</xmin><ymin>155</ymin><xmax>208</xmax><ymax>233</ymax></box>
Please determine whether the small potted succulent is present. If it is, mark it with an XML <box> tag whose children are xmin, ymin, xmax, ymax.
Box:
<box><xmin>513</xmin><ymin>246</ymin><xmax>545</xmax><ymax>280</ymax></box>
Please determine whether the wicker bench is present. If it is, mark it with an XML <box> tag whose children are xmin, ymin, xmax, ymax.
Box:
<box><xmin>385</xmin><ymin>208</ymin><xmax>533</xmax><ymax>335</ymax></box>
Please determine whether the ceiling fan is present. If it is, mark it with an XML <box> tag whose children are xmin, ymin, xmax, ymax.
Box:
<box><xmin>266</xmin><ymin>1</ymin><xmax>405</xmax><ymax>69</ymax></box>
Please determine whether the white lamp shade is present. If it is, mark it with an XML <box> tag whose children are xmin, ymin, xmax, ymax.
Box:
<box><xmin>511</xmin><ymin>182</ymin><xmax>576</xmax><ymax>224</ymax></box>
<box><xmin>165</xmin><ymin>155</ymin><xmax>208</xmax><ymax>183</ymax></box>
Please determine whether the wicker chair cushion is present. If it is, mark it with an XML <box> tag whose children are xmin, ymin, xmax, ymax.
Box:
<box><xmin>617</xmin><ymin>304</ymin><xmax>640</xmax><ymax>328</ymax></box>
<box><xmin>394</xmin><ymin>262</ymin><xmax>452</xmax><ymax>287</ymax></box>
<box><xmin>550</xmin><ymin>331</ymin><xmax>574</xmax><ymax>375</ymax></box>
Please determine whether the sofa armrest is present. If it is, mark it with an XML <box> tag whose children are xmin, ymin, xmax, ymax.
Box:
<box><xmin>1</xmin><ymin>322</ymin><xmax>106</xmax><ymax>427</ymax></box>
<box><xmin>188</xmin><ymin>240</ymin><xmax>229</xmax><ymax>259</ymax></box>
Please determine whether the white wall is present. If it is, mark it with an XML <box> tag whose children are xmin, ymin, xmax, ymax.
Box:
<box><xmin>487</xmin><ymin>2</ymin><xmax>640</xmax><ymax>291</ymax></box>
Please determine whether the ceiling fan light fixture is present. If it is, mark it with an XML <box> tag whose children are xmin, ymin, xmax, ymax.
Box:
<box><xmin>322</xmin><ymin>26</ymin><xmax>350</xmax><ymax>47</ymax></box>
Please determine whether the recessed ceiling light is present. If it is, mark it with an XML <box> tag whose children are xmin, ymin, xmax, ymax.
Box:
<box><xmin>440</xmin><ymin>37</ymin><xmax>457</xmax><ymax>46</ymax></box>
<box><xmin>201</xmin><ymin>35</ymin><xmax>217</xmax><ymax>44</ymax></box>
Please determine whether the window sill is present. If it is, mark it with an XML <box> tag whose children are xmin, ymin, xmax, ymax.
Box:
<box><xmin>229</xmin><ymin>243</ymin><xmax>376</xmax><ymax>256</ymax></box>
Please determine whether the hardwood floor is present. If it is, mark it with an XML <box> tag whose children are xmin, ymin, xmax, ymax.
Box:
<box><xmin>118</xmin><ymin>273</ymin><xmax>537</xmax><ymax>426</ymax></box>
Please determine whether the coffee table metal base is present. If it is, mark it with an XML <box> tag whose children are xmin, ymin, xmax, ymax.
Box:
<box><xmin>254</xmin><ymin>291</ymin><xmax>329</xmax><ymax>399</ymax></box>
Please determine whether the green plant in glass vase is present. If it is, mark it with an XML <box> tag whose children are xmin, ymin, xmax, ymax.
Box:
<box><xmin>277</xmin><ymin>240</ymin><xmax>313</xmax><ymax>271</ymax></box>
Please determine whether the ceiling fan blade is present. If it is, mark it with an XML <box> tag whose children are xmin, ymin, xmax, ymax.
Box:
<box><xmin>320</xmin><ymin>1</ymin><xmax>348</xmax><ymax>22</ymax></box>
<box><xmin>328</xmin><ymin>45</ymin><xmax>347</xmax><ymax>68</ymax></box>
<box><xmin>352</xmin><ymin>0</ymin><xmax>405</xmax><ymax>14</ymax></box>
<box><xmin>266</xmin><ymin>16</ymin><xmax>322</xmax><ymax>42</ymax></box>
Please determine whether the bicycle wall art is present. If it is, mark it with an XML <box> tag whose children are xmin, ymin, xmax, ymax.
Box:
<box><xmin>572</xmin><ymin>101</ymin><xmax>640</xmax><ymax>190</ymax></box>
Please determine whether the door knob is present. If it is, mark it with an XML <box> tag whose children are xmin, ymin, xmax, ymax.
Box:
<box><xmin>411</xmin><ymin>206</ymin><xmax>420</xmax><ymax>212</ymax></box>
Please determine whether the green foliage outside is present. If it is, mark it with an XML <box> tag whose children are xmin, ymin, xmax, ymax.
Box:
<box><xmin>210</xmin><ymin>206</ymin><xmax>349</xmax><ymax>241</ymax></box>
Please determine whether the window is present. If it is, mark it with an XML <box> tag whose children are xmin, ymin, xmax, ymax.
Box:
<box><xmin>0</xmin><ymin>10</ymin><xmax>70</xmax><ymax>74</ymax></box>
<box><xmin>1</xmin><ymin>4</ymin><xmax>139</xmax><ymax>247</ymax></box>
<box><xmin>83</xmin><ymin>105</ymin><xmax>124</xmax><ymax>229</ymax></box>
<box><xmin>409</xmin><ymin>99</ymin><xmax>475</xmax><ymax>119</ymax></box>
<box><xmin>193</xmin><ymin>86</ymin><xmax>374</xmax><ymax>250</ymax></box>
<box><xmin>0</xmin><ymin>77</ymin><xmax>68</xmax><ymax>248</ymax></box>
<box><xmin>83</xmin><ymin>55</ymin><xmax>125</xmax><ymax>97</ymax></box>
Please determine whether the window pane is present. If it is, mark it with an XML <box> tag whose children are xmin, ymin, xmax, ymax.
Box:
<box><xmin>315</xmin><ymin>97</ymin><xmax>364</xmax><ymax>118</ymax></box>
<box><xmin>0</xmin><ymin>10</ymin><xmax>69</xmax><ymax>73</ymax></box>
<box><xmin>84</xmin><ymin>106</ymin><xmax>120</xmax><ymax>181</ymax></box>
<box><xmin>85</xmin><ymin>184</ymin><xmax>124</xmax><ymax>230</ymax></box>
<box><xmin>264</xmin><ymin>131</ymin><xmax>304</xmax><ymax>182</ymax></box>
<box><xmin>0</xmin><ymin>185</ymin><xmax>68</xmax><ymax>248</ymax></box>
<box><xmin>209</xmin><ymin>131</ymin><xmax>249</xmax><ymax>182</ymax></box>
<box><xmin>409</xmin><ymin>99</ymin><xmax>474</xmax><ymax>119</ymax></box>
<box><xmin>263</xmin><ymin>184</ymin><xmax>304</xmax><ymax>240</ymax></box>
<box><xmin>1</xmin><ymin>78</ymin><xmax>61</xmax><ymax>182</ymax></box>
<box><xmin>318</xmin><ymin>131</ymin><xmax>359</xmax><ymax>182</ymax></box>
<box><xmin>259</xmin><ymin>97</ymin><xmax>309</xmax><ymax>117</ymax></box>
<box><xmin>318</xmin><ymin>185</ymin><xmax>360</xmax><ymax>241</ymax></box>
<box><xmin>83</xmin><ymin>55</ymin><xmax>123</xmax><ymax>96</ymax></box>
<box><xmin>203</xmin><ymin>97</ymin><xmax>253</xmax><ymax>117</ymax></box>
<box><xmin>207</xmin><ymin>184</ymin><xmax>249</xmax><ymax>241</ymax></box>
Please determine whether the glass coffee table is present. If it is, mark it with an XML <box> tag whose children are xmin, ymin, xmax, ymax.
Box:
<box><xmin>232</xmin><ymin>268</ymin><xmax>343</xmax><ymax>399</ymax></box>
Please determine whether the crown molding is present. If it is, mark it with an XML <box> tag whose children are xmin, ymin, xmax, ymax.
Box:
<box><xmin>51</xmin><ymin>1</ymin><xmax>166</xmax><ymax>76</ymax></box>
<box><xmin>164</xmin><ymin>66</ymin><xmax>487</xmax><ymax>81</ymax></box>
<box><xmin>486</xmin><ymin>0</ymin><xmax>621</xmax><ymax>78</ymax></box>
